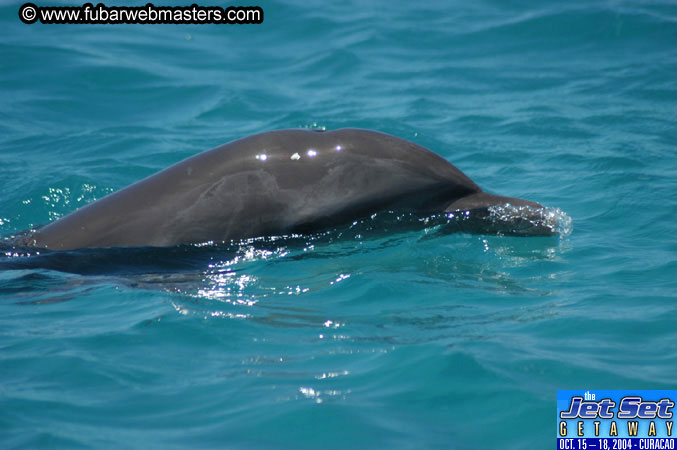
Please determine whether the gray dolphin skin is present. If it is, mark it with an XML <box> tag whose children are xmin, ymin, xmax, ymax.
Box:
<box><xmin>23</xmin><ymin>128</ymin><xmax>550</xmax><ymax>250</ymax></box>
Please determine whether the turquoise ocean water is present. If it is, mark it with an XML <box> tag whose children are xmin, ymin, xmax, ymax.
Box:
<box><xmin>1</xmin><ymin>0</ymin><xmax>676</xmax><ymax>448</ymax></box>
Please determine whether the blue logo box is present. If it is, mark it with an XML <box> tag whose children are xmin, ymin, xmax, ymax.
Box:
<box><xmin>557</xmin><ymin>390</ymin><xmax>676</xmax><ymax>449</ymax></box>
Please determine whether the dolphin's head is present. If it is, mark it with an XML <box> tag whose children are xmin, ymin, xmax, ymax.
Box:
<box><xmin>444</xmin><ymin>192</ymin><xmax>557</xmax><ymax>236</ymax></box>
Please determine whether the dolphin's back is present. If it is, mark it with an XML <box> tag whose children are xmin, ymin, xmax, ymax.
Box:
<box><xmin>27</xmin><ymin>129</ymin><xmax>482</xmax><ymax>250</ymax></box>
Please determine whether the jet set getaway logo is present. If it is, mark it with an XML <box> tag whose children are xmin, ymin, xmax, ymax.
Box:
<box><xmin>558</xmin><ymin>391</ymin><xmax>677</xmax><ymax>450</ymax></box>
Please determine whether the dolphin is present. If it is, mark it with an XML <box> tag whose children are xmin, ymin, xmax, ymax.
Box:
<box><xmin>18</xmin><ymin>128</ymin><xmax>553</xmax><ymax>250</ymax></box>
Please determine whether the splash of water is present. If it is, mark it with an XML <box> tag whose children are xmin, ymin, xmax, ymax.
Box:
<box><xmin>486</xmin><ymin>204</ymin><xmax>573</xmax><ymax>237</ymax></box>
